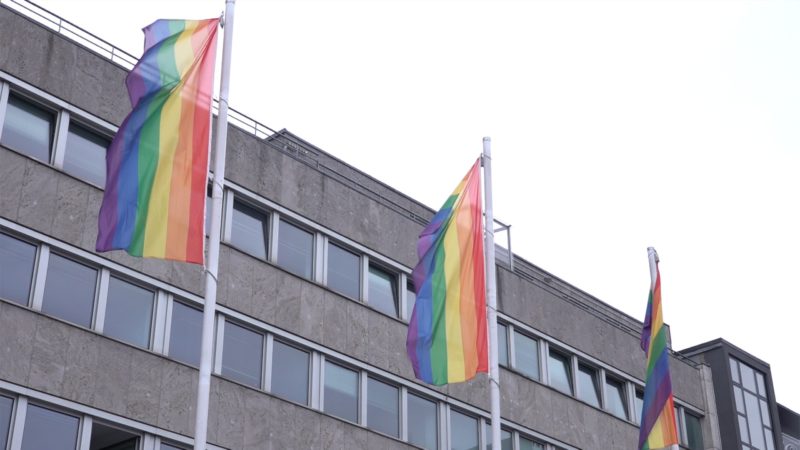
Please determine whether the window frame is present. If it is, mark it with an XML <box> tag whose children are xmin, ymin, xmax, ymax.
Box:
<box><xmin>228</xmin><ymin>198</ymin><xmax>271</xmax><ymax>261</ymax></box>
<box><xmin>0</xmin><ymin>90</ymin><xmax>57</xmax><ymax>164</ymax></box>
<box><xmin>365</xmin><ymin>261</ymin><xmax>399</xmax><ymax>318</ymax></box>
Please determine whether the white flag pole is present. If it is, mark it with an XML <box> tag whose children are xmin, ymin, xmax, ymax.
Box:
<box><xmin>482</xmin><ymin>137</ymin><xmax>502</xmax><ymax>450</ymax></box>
<box><xmin>194</xmin><ymin>1</ymin><xmax>235</xmax><ymax>449</ymax></box>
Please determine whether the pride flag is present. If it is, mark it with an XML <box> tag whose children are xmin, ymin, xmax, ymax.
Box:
<box><xmin>406</xmin><ymin>159</ymin><xmax>488</xmax><ymax>385</ymax></box>
<box><xmin>639</xmin><ymin>248</ymin><xmax>680</xmax><ymax>450</ymax></box>
<box><xmin>97</xmin><ymin>18</ymin><xmax>219</xmax><ymax>264</ymax></box>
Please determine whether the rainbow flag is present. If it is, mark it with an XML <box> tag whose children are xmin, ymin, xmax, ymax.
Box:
<box><xmin>639</xmin><ymin>248</ymin><xmax>680</xmax><ymax>450</ymax></box>
<box><xmin>97</xmin><ymin>18</ymin><xmax>219</xmax><ymax>264</ymax></box>
<box><xmin>406</xmin><ymin>159</ymin><xmax>488</xmax><ymax>385</ymax></box>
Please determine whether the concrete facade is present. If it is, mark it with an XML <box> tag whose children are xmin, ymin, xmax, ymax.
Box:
<box><xmin>0</xmin><ymin>3</ymin><xmax>728</xmax><ymax>450</ymax></box>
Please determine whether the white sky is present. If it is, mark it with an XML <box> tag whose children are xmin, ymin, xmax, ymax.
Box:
<box><xmin>31</xmin><ymin>0</ymin><xmax>800</xmax><ymax>413</ymax></box>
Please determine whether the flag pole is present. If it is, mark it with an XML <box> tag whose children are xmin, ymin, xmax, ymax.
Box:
<box><xmin>194</xmin><ymin>1</ymin><xmax>235</xmax><ymax>449</ymax></box>
<box><xmin>482</xmin><ymin>137</ymin><xmax>502</xmax><ymax>450</ymax></box>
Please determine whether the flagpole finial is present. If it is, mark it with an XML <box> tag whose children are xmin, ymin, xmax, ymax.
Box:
<box><xmin>648</xmin><ymin>247</ymin><xmax>659</xmax><ymax>263</ymax></box>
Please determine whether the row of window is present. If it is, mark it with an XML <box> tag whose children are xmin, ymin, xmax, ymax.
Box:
<box><xmin>0</xmin><ymin>394</ymin><xmax>190</xmax><ymax>450</ymax></box>
<box><xmin>496</xmin><ymin>322</ymin><xmax>704</xmax><ymax>450</ymax></box>
<box><xmin>730</xmin><ymin>357</ymin><xmax>776</xmax><ymax>450</ymax></box>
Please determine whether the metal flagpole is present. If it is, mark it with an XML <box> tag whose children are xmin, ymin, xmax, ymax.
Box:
<box><xmin>482</xmin><ymin>137</ymin><xmax>502</xmax><ymax>450</ymax></box>
<box><xmin>194</xmin><ymin>1</ymin><xmax>235</xmax><ymax>449</ymax></box>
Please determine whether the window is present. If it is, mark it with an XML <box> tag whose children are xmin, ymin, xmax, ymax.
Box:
<box><xmin>0</xmin><ymin>233</ymin><xmax>36</xmax><ymax>306</ymax></box>
<box><xmin>635</xmin><ymin>389</ymin><xmax>644</xmax><ymax>423</ymax></box>
<box><xmin>42</xmin><ymin>254</ymin><xmax>97</xmax><ymax>328</ymax></box>
<box><xmin>497</xmin><ymin>323</ymin><xmax>508</xmax><ymax>367</ymax></box>
<box><xmin>684</xmin><ymin>412</ymin><xmax>704</xmax><ymax>450</ymax></box>
<box><xmin>367</xmin><ymin>265</ymin><xmax>397</xmax><ymax>317</ymax></box>
<box><xmin>406</xmin><ymin>281</ymin><xmax>416</xmax><ymax>319</ymax></box>
<box><xmin>483</xmin><ymin>423</ymin><xmax>512</xmax><ymax>450</ymax></box>
<box><xmin>407</xmin><ymin>393</ymin><xmax>437</xmax><ymax>450</ymax></box>
<box><xmin>731</xmin><ymin>357</ymin><xmax>773</xmax><ymax>450</ymax></box>
<box><xmin>271</xmin><ymin>340</ymin><xmax>310</xmax><ymax>405</ymax></box>
<box><xmin>168</xmin><ymin>301</ymin><xmax>203</xmax><ymax>366</ymax></box>
<box><xmin>367</xmin><ymin>377</ymin><xmax>399</xmax><ymax>438</ymax></box>
<box><xmin>277</xmin><ymin>219</ymin><xmax>313</xmax><ymax>279</ymax></box>
<box><xmin>548</xmin><ymin>350</ymin><xmax>572</xmax><ymax>395</ymax></box>
<box><xmin>1</xmin><ymin>94</ymin><xmax>54</xmax><ymax>162</ymax></box>
<box><xmin>576</xmin><ymin>364</ymin><xmax>600</xmax><ymax>407</ymax></box>
<box><xmin>160</xmin><ymin>443</ymin><xmax>187</xmax><ymax>450</ymax></box>
<box><xmin>514</xmin><ymin>331</ymin><xmax>539</xmax><ymax>380</ymax></box>
<box><xmin>604</xmin><ymin>377</ymin><xmax>628</xmax><ymax>420</ymax></box>
<box><xmin>63</xmin><ymin>123</ymin><xmax>108</xmax><ymax>187</ymax></box>
<box><xmin>323</xmin><ymin>361</ymin><xmax>359</xmax><ymax>423</ymax></box>
<box><xmin>104</xmin><ymin>277</ymin><xmax>154</xmax><ymax>348</ymax></box>
<box><xmin>0</xmin><ymin>396</ymin><xmax>12</xmax><ymax>449</ymax></box>
<box><xmin>221</xmin><ymin>321</ymin><xmax>263</xmax><ymax>388</ymax></box>
<box><xmin>519</xmin><ymin>437</ymin><xmax>544</xmax><ymax>450</ymax></box>
<box><xmin>326</xmin><ymin>243</ymin><xmax>360</xmax><ymax>299</ymax></box>
<box><xmin>20</xmin><ymin>404</ymin><xmax>79</xmax><ymax>450</ymax></box>
<box><xmin>89</xmin><ymin>422</ymin><xmax>139</xmax><ymax>450</ymax></box>
<box><xmin>450</xmin><ymin>410</ymin><xmax>478</xmax><ymax>450</ymax></box>
<box><xmin>230</xmin><ymin>200</ymin><xmax>268</xmax><ymax>260</ymax></box>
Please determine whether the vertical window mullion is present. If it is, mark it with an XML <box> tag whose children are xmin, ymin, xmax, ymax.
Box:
<box><xmin>359</xmin><ymin>371</ymin><xmax>368</xmax><ymax>427</ymax></box>
<box><xmin>8</xmin><ymin>396</ymin><xmax>27</xmax><ymax>450</ymax></box>
<box><xmin>570</xmin><ymin>356</ymin><xmax>579</xmax><ymax>399</ymax></box>
<box><xmin>400</xmin><ymin>386</ymin><xmax>408</xmax><ymax>442</ymax></box>
<box><xmin>93</xmin><ymin>269</ymin><xmax>110</xmax><ymax>333</ymax></box>
<box><xmin>539</xmin><ymin>341</ymin><xmax>550</xmax><ymax>386</ymax></box>
<box><xmin>52</xmin><ymin>110</ymin><xmax>70</xmax><ymax>169</ymax></box>
<box><xmin>441</xmin><ymin>403</ymin><xmax>450</xmax><ymax>450</ymax></box>
<box><xmin>360</xmin><ymin>255</ymin><xmax>369</xmax><ymax>302</ymax></box>
<box><xmin>264</xmin><ymin>334</ymin><xmax>274</xmax><ymax>392</ymax></box>
<box><xmin>599</xmin><ymin>368</ymin><xmax>607</xmax><ymax>409</ymax></box>
<box><xmin>30</xmin><ymin>245</ymin><xmax>50</xmax><ymax>312</ymax></box>
<box><xmin>269</xmin><ymin>212</ymin><xmax>280</xmax><ymax>264</ymax></box>
<box><xmin>627</xmin><ymin>382</ymin><xmax>637</xmax><ymax>423</ymax></box>
<box><xmin>213</xmin><ymin>314</ymin><xmax>225</xmax><ymax>374</ymax></box>
<box><xmin>317</xmin><ymin>354</ymin><xmax>326</xmax><ymax>411</ymax></box>
<box><xmin>311</xmin><ymin>352</ymin><xmax>322</xmax><ymax>410</ymax></box>
<box><xmin>399</xmin><ymin>273</ymin><xmax>408</xmax><ymax>321</ymax></box>
<box><xmin>318</xmin><ymin>236</ymin><xmax>328</xmax><ymax>285</ymax></box>
<box><xmin>76</xmin><ymin>415</ymin><xmax>91</xmax><ymax>450</ymax></box>
<box><xmin>508</xmin><ymin>325</ymin><xmax>516</xmax><ymax>369</ymax></box>
<box><xmin>0</xmin><ymin>82</ymin><xmax>9</xmax><ymax>140</ymax></box>
<box><xmin>151</xmin><ymin>291</ymin><xmax>169</xmax><ymax>353</ymax></box>
<box><xmin>221</xmin><ymin>189</ymin><xmax>234</xmax><ymax>243</ymax></box>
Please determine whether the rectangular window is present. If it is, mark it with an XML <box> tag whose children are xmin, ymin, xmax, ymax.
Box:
<box><xmin>497</xmin><ymin>323</ymin><xmax>508</xmax><ymax>367</ymax></box>
<box><xmin>604</xmin><ymin>377</ymin><xmax>628</xmax><ymax>419</ymax></box>
<box><xmin>42</xmin><ymin>254</ymin><xmax>97</xmax><ymax>328</ymax></box>
<box><xmin>576</xmin><ymin>363</ymin><xmax>600</xmax><ymax>407</ymax></box>
<box><xmin>277</xmin><ymin>219</ymin><xmax>314</xmax><ymax>279</ymax></box>
<box><xmin>90</xmin><ymin>422</ymin><xmax>139</xmax><ymax>450</ymax></box>
<box><xmin>406</xmin><ymin>281</ymin><xmax>416</xmax><ymax>320</ymax></box>
<box><xmin>407</xmin><ymin>393</ymin><xmax>437</xmax><ymax>450</ymax></box>
<box><xmin>684</xmin><ymin>412</ymin><xmax>704</xmax><ymax>450</ymax></box>
<box><xmin>635</xmin><ymin>389</ymin><xmax>644</xmax><ymax>423</ymax></box>
<box><xmin>450</xmin><ymin>410</ymin><xmax>478</xmax><ymax>450</ymax></box>
<box><xmin>1</xmin><ymin>94</ymin><xmax>54</xmax><ymax>163</ymax></box>
<box><xmin>0</xmin><ymin>233</ymin><xmax>37</xmax><ymax>306</ymax></box>
<box><xmin>731</xmin><ymin>357</ymin><xmax>773</xmax><ymax>450</ymax></box>
<box><xmin>519</xmin><ymin>437</ymin><xmax>544</xmax><ymax>450</ymax></box>
<box><xmin>221</xmin><ymin>320</ymin><xmax>263</xmax><ymax>388</ymax></box>
<box><xmin>21</xmin><ymin>404</ymin><xmax>79</xmax><ymax>450</ymax></box>
<box><xmin>548</xmin><ymin>350</ymin><xmax>572</xmax><ymax>395</ymax></box>
<box><xmin>367</xmin><ymin>377</ymin><xmax>399</xmax><ymax>438</ymax></box>
<box><xmin>168</xmin><ymin>301</ymin><xmax>203</xmax><ymax>367</ymax></box>
<box><xmin>0</xmin><ymin>396</ymin><xmax>12</xmax><ymax>450</ymax></box>
<box><xmin>744</xmin><ymin>391</ymin><xmax>765</xmax><ymax>449</ymax></box>
<box><xmin>323</xmin><ymin>361</ymin><xmax>359</xmax><ymax>423</ymax></box>
<box><xmin>483</xmin><ymin>423</ymin><xmax>512</xmax><ymax>450</ymax></box>
<box><xmin>63</xmin><ymin>123</ymin><xmax>109</xmax><ymax>187</ymax></box>
<box><xmin>230</xmin><ymin>200</ymin><xmax>268</xmax><ymax>260</ymax></box>
<box><xmin>104</xmin><ymin>277</ymin><xmax>154</xmax><ymax>348</ymax></box>
<box><xmin>367</xmin><ymin>265</ymin><xmax>398</xmax><ymax>317</ymax></box>
<box><xmin>271</xmin><ymin>340</ymin><xmax>310</xmax><ymax>405</ymax></box>
<box><xmin>513</xmin><ymin>331</ymin><xmax>539</xmax><ymax>380</ymax></box>
<box><xmin>326</xmin><ymin>243</ymin><xmax>360</xmax><ymax>299</ymax></box>
<box><xmin>161</xmin><ymin>443</ymin><xmax>187</xmax><ymax>450</ymax></box>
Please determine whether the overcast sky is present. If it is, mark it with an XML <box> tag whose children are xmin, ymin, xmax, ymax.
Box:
<box><xmin>31</xmin><ymin>0</ymin><xmax>800</xmax><ymax>412</ymax></box>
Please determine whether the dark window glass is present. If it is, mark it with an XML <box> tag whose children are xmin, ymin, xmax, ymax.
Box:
<box><xmin>738</xmin><ymin>414</ymin><xmax>750</xmax><ymax>443</ymax></box>
<box><xmin>514</xmin><ymin>331</ymin><xmax>539</xmax><ymax>380</ymax></box>
<box><xmin>406</xmin><ymin>281</ymin><xmax>416</xmax><ymax>320</ymax></box>
<box><xmin>1</xmin><ymin>95</ymin><xmax>54</xmax><ymax>162</ymax></box>
<box><xmin>368</xmin><ymin>265</ymin><xmax>397</xmax><ymax>317</ymax></box>
<box><xmin>63</xmin><ymin>124</ymin><xmax>108</xmax><ymax>187</ymax></box>
<box><xmin>89</xmin><ymin>422</ymin><xmax>139</xmax><ymax>450</ymax></box>
<box><xmin>497</xmin><ymin>323</ymin><xmax>508</xmax><ymax>367</ymax></box>
<box><xmin>760</xmin><ymin>399</ymin><xmax>771</xmax><ymax>427</ymax></box>
<box><xmin>744</xmin><ymin>391</ymin><xmax>765</xmax><ymax>449</ymax></box>
<box><xmin>161</xmin><ymin>443</ymin><xmax>187</xmax><ymax>450</ymax></box>
<box><xmin>576</xmin><ymin>364</ymin><xmax>600</xmax><ymax>407</ymax></box>
<box><xmin>635</xmin><ymin>390</ymin><xmax>644</xmax><ymax>423</ymax></box>
<box><xmin>271</xmin><ymin>340</ymin><xmax>309</xmax><ymax>405</ymax></box>
<box><xmin>450</xmin><ymin>410</ymin><xmax>478</xmax><ymax>450</ymax></box>
<box><xmin>0</xmin><ymin>396</ymin><xmax>12</xmax><ymax>450</ymax></box>
<box><xmin>168</xmin><ymin>301</ymin><xmax>203</xmax><ymax>367</ymax></box>
<box><xmin>20</xmin><ymin>404</ymin><xmax>79</xmax><ymax>450</ymax></box>
<box><xmin>685</xmin><ymin>413</ymin><xmax>704</xmax><ymax>450</ymax></box>
<box><xmin>326</xmin><ymin>243</ymin><xmax>360</xmax><ymax>299</ymax></box>
<box><xmin>277</xmin><ymin>220</ymin><xmax>313</xmax><ymax>278</ymax></box>
<box><xmin>548</xmin><ymin>351</ymin><xmax>572</xmax><ymax>395</ymax></box>
<box><xmin>230</xmin><ymin>201</ymin><xmax>268</xmax><ymax>260</ymax></box>
<box><xmin>740</xmin><ymin>362</ymin><xmax>757</xmax><ymax>393</ymax></box>
<box><xmin>605</xmin><ymin>378</ymin><xmax>628</xmax><ymax>419</ymax></box>
<box><xmin>730</xmin><ymin>357</ymin><xmax>740</xmax><ymax>384</ymax></box>
<box><xmin>323</xmin><ymin>361</ymin><xmax>358</xmax><ymax>423</ymax></box>
<box><xmin>104</xmin><ymin>277</ymin><xmax>154</xmax><ymax>348</ymax></box>
<box><xmin>42</xmin><ymin>254</ymin><xmax>97</xmax><ymax>328</ymax></box>
<box><xmin>483</xmin><ymin>423</ymin><xmax>512</xmax><ymax>450</ymax></box>
<box><xmin>367</xmin><ymin>377</ymin><xmax>399</xmax><ymax>438</ymax></box>
<box><xmin>407</xmin><ymin>393</ymin><xmax>437</xmax><ymax>450</ymax></box>
<box><xmin>519</xmin><ymin>437</ymin><xmax>544</xmax><ymax>450</ymax></box>
<box><xmin>756</xmin><ymin>372</ymin><xmax>766</xmax><ymax>397</ymax></box>
<box><xmin>0</xmin><ymin>233</ymin><xmax>36</xmax><ymax>305</ymax></box>
<box><xmin>222</xmin><ymin>321</ymin><xmax>263</xmax><ymax>388</ymax></box>
<box><xmin>734</xmin><ymin>386</ymin><xmax>746</xmax><ymax>414</ymax></box>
